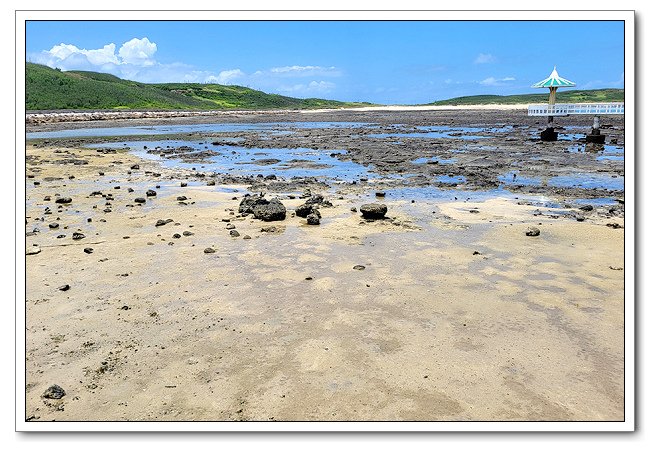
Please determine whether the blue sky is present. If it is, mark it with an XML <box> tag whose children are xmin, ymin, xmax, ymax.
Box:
<box><xmin>26</xmin><ymin>21</ymin><xmax>624</xmax><ymax>104</ymax></box>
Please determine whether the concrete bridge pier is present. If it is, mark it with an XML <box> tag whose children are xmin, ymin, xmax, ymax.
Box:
<box><xmin>586</xmin><ymin>115</ymin><xmax>606</xmax><ymax>144</ymax></box>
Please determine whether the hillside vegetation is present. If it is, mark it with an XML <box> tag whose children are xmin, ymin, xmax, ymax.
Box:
<box><xmin>25</xmin><ymin>63</ymin><xmax>372</xmax><ymax>111</ymax></box>
<box><xmin>430</xmin><ymin>89</ymin><xmax>624</xmax><ymax>106</ymax></box>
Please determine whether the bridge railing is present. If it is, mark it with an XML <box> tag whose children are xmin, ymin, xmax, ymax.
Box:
<box><xmin>528</xmin><ymin>103</ymin><xmax>624</xmax><ymax>116</ymax></box>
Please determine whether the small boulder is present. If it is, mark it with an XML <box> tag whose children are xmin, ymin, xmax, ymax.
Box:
<box><xmin>306</xmin><ymin>213</ymin><xmax>320</xmax><ymax>225</ymax></box>
<box><xmin>42</xmin><ymin>384</ymin><xmax>65</xmax><ymax>400</ymax></box>
<box><xmin>55</xmin><ymin>197</ymin><xmax>72</xmax><ymax>204</ymax></box>
<box><xmin>146</xmin><ymin>189</ymin><xmax>157</xmax><ymax>197</ymax></box>
<box><xmin>134</xmin><ymin>197</ymin><xmax>146</xmax><ymax>204</ymax></box>
<box><xmin>229</xmin><ymin>230</ymin><xmax>241</xmax><ymax>237</ymax></box>
<box><xmin>525</xmin><ymin>227</ymin><xmax>540</xmax><ymax>237</ymax></box>
<box><xmin>204</xmin><ymin>247</ymin><xmax>216</xmax><ymax>254</ymax></box>
<box><xmin>72</xmin><ymin>232</ymin><xmax>85</xmax><ymax>240</ymax></box>
<box><xmin>360</xmin><ymin>203</ymin><xmax>387</xmax><ymax>220</ymax></box>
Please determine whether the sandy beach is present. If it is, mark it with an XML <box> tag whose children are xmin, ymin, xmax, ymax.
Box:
<box><xmin>24</xmin><ymin>109</ymin><xmax>625</xmax><ymax>421</ymax></box>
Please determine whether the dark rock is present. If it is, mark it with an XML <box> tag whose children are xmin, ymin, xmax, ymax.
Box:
<box><xmin>58</xmin><ymin>284</ymin><xmax>70</xmax><ymax>291</ymax></box>
<box><xmin>253</xmin><ymin>198</ymin><xmax>286</xmax><ymax>221</ymax></box>
<box><xmin>575</xmin><ymin>215</ymin><xmax>586</xmax><ymax>222</ymax></box>
<box><xmin>204</xmin><ymin>247</ymin><xmax>216</xmax><ymax>254</ymax></box>
<box><xmin>134</xmin><ymin>197</ymin><xmax>146</xmax><ymax>204</ymax></box>
<box><xmin>238</xmin><ymin>194</ymin><xmax>263</xmax><ymax>214</ymax></box>
<box><xmin>240</xmin><ymin>195</ymin><xmax>286</xmax><ymax>221</ymax></box>
<box><xmin>295</xmin><ymin>203</ymin><xmax>315</xmax><ymax>218</ymax></box>
<box><xmin>375</xmin><ymin>192</ymin><xmax>386</xmax><ymax>197</ymax></box>
<box><xmin>473</xmin><ymin>251</ymin><xmax>482</xmax><ymax>255</ymax></box>
<box><xmin>525</xmin><ymin>227</ymin><xmax>540</xmax><ymax>237</ymax></box>
<box><xmin>606</xmin><ymin>223</ymin><xmax>622</xmax><ymax>229</ymax></box>
<box><xmin>360</xmin><ymin>203</ymin><xmax>387</xmax><ymax>219</ymax></box>
<box><xmin>207</xmin><ymin>180</ymin><xmax>216</xmax><ymax>186</ymax></box>
<box><xmin>130</xmin><ymin>164</ymin><xmax>140</xmax><ymax>170</ymax></box>
<box><xmin>155</xmin><ymin>219</ymin><xmax>173</xmax><ymax>227</ymax></box>
<box><xmin>55</xmin><ymin>197</ymin><xmax>72</xmax><ymax>204</ymax></box>
<box><xmin>43</xmin><ymin>196</ymin><xmax>51</xmax><ymax>201</ymax></box>
<box><xmin>72</xmin><ymin>232</ymin><xmax>85</xmax><ymax>240</ymax></box>
<box><xmin>182</xmin><ymin>231</ymin><xmax>194</xmax><ymax>236</ymax></box>
<box><xmin>229</xmin><ymin>230</ymin><xmax>240</xmax><ymax>237</ymax></box>
<box><xmin>121</xmin><ymin>305</ymin><xmax>130</xmax><ymax>310</ymax></box>
<box><xmin>83</xmin><ymin>248</ymin><xmax>93</xmax><ymax>254</ymax></box>
<box><xmin>177</xmin><ymin>196</ymin><xmax>187</xmax><ymax>201</ymax></box>
<box><xmin>353</xmin><ymin>265</ymin><xmax>366</xmax><ymax>270</ymax></box>
<box><xmin>180</xmin><ymin>182</ymin><xmax>188</xmax><ymax>187</ymax></box>
<box><xmin>243</xmin><ymin>235</ymin><xmax>252</xmax><ymax>240</ymax></box>
<box><xmin>350</xmin><ymin>207</ymin><xmax>357</xmax><ymax>212</ymax></box>
<box><xmin>146</xmin><ymin>189</ymin><xmax>157</xmax><ymax>197</ymax></box>
<box><xmin>127</xmin><ymin>188</ymin><xmax>134</xmax><ymax>193</ymax></box>
<box><xmin>49</xmin><ymin>223</ymin><xmax>59</xmax><ymax>229</ymax></box>
<box><xmin>172</xmin><ymin>233</ymin><xmax>181</xmax><ymax>239</ymax></box>
<box><xmin>42</xmin><ymin>384</ymin><xmax>65</xmax><ymax>399</ymax></box>
<box><xmin>306</xmin><ymin>213</ymin><xmax>320</xmax><ymax>225</ymax></box>
<box><xmin>579</xmin><ymin>205</ymin><xmax>594</xmax><ymax>212</ymax></box>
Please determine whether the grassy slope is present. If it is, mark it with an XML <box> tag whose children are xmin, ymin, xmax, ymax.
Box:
<box><xmin>25</xmin><ymin>63</ymin><xmax>371</xmax><ymax>111</ymax></box>
<box><xmin>430</xmin><ymin>89</ymin><xmax>624</xmax><ymax>106</ymax></box>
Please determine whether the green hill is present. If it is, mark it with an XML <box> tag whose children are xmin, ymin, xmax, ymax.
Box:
<box><xmin>25</xmin><ymin>63</ymin><xmax>372</xmax><ymax>111</ymax></box>
<box><xmin>430</xmin><ymin>89</ymin><xmax>624</xmax><ymax>106</ymax></box>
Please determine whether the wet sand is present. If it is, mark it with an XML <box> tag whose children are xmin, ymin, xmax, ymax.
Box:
<box><xmin>24</xmin><ymin>110</ymin><xmax>625</xmax><ymax>422</ymax></box>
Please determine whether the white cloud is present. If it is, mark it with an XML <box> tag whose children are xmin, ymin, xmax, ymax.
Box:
<box><xmin>479</xmin><ymin>76</ymin><xmax>516</xmax><ymax>86</ymax></box>
<box><xmin>118</xmin><ymin>37</ymin><xmax>157</xmax><ymax>66</ymax></box>
<box><xmin>278</xmin><ymin>80</ymin><xmax>336</xmax><ymax>96</ymax></box>
<box><xmin>32</xmin><ymin>37</ymin><xmax>157</xmax><ymax>70</ymax></box>
<box><xmin>474</xmin><ymin>53</ymin><xmax>496</xmax><ymax>64</ymax></box>
<box><xmin>36</xmin><ymin>42</ymin><xmax>120</xmax><ymax>68</ymax></box>
<box><xmin>206</xmin><ymin>69</ymin><xmax>245</xmax><ymax>84</ymax></box>
<box><xmin>269</xmin><ymin>65</ymin><xmax>341</xmax><ymax>76</ymax></box>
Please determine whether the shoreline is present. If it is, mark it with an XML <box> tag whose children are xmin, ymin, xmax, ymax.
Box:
<box><xmin>26</xmin><ymin>104</ymin><xmax>531</xmax><ymax>126</ymax></box>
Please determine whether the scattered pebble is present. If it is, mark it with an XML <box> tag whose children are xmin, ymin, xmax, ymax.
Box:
<box><xmin>204</xmin><ymin>247</ymin><xmax>216</xmax><ymax>254</ymax></box>
<box><xmin>146</xmin><ymin>189</ymin><xmax>157</xmax><ymax>197</ymax></box>
<box><xmin>243</xmin><ymin>235</ymin><xmax>252</xmax><ymax>240</ymax></box>
<box><xmin>58</xmin><ymin>284</ymin><xmax>70</xmax><ymax>291</ymax></box>
<box><xmin>134</xmin><ymin>198</ymin><xmax>146</xmax><ymax>204</ymax></box>
<box><xmin>182</xmin><ymin>231</ymin><xmax>194</xmax><ymax>236</ymax></box>
<box><xmin>83</xmin><ymin>248</ymin><xmax>93</xmax><ymax>254</ymax></box>
<box><xmin>229</xmin><ymin>230</ymin><xmax>240</xmax><ymax>237</ymax></box>
<box><xmin>172</xmin><ymin>233</ymin><xmax>181</xmax><ymax>239</ymax></box>
<box><xmin>55</xmin><ymin>197</ymin><xmax>72</xmax><ymax>204</ymax></box>
<box><xmin>72</xmin><ymin>232</ymin><xmax>85</xmax><ymax>240</ymax></box>
<box><xmin>353</xmin><ymin>265</ymin><xmax>366</xmax><ymax>270</ymax></box>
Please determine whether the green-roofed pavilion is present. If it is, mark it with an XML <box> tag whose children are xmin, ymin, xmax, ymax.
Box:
<box><xmin>532</xmin><ymin>66</ymin><xmax>576</xmax><ymax>89</ymax></box>
<box><xmin>532</xmin><ymin>67</ymin><xmax>576</xmax><ymax>110</ymax></box>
